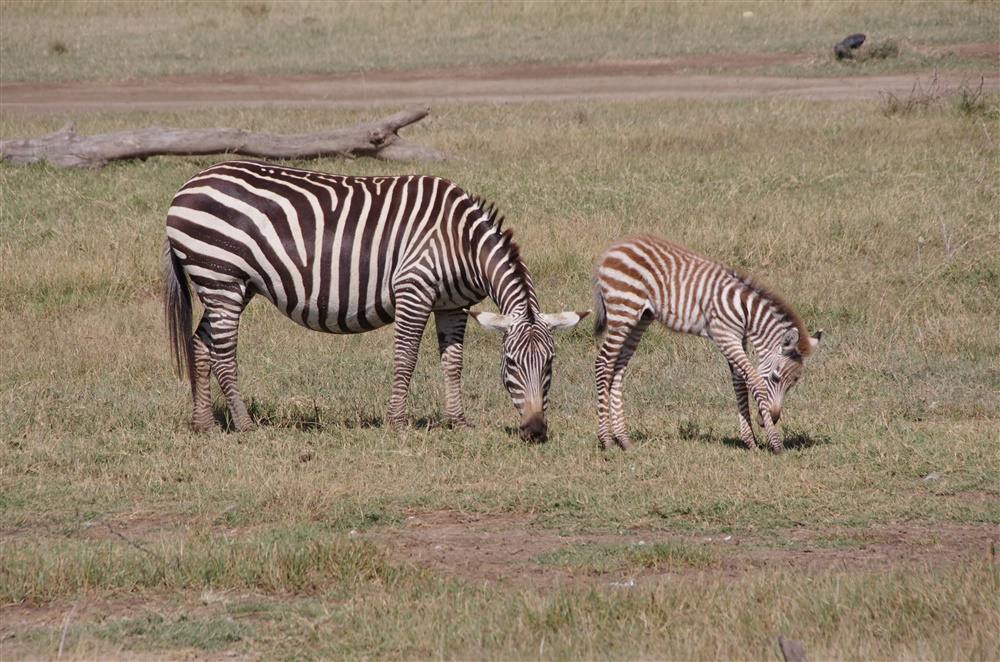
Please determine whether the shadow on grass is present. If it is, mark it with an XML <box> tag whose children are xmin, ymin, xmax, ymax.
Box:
<box><xmin>214</xmin><ymin>400</ymin><xmax>475</xmax><ymax>434</ymax></box>
<box><xmin>678</xmin><ymin>420</ymin><xmax>831</xmax><ymax>452</ymax></box>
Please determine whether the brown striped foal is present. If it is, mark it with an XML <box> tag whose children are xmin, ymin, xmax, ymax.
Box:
<box><xmin>593</xmin><ymin>233</ymin><xmax>821</xmax><ymax>453</ymax></box>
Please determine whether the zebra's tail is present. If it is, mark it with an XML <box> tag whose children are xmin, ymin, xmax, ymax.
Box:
<box><xmin>163</xmin><ymin>237</ymin><xmax>195</xmax><ymax>387</ymax></box>
<box><xmin>592</xmin><ymin>270</ymin><xmax>608</xmax><ymax>338</ymax></box>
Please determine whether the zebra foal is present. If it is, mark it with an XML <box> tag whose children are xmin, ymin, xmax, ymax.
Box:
<box><xmin>164</xmin><ymin>160</ymin><xmax>586</xmax><ymax>442</ymax></box>
<box><xmin>593</xmin><ymin>233</ymin><xmax>821</xmax><ymax>453</ymax></box>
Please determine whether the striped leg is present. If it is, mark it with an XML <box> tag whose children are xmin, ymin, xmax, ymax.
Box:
<box><xmin>728</xmin><ymin>360</ymin><xmax>758</xmax><ymax>450</ymax></box>
<box><xmin>716</xmin><ymin>333</ymin><xmax>783</xmax><ymax>453</ymax></box>
<box><xmin>434</xmin><ymin>309</ymin><xmax>471</xmax><ymax>429</ymax></box>
<box><xmin>596</xmin><ymin>336</ymin><xmax>623</xmax><ymax>450</ymax></box>
<box><xmin>191</xmin><ymin>317</ymin><xmax>215</xmax><ymax>432</ymax></box>
<box><xmin>200</xmin><ymin>289</ymin><xmax>254</xmax><ymax>432</ymax></box>
<box><xmin>386</xmin><ymin>285</ymin><xmax>433</xmax><ymax>427</ymax></box>
<box><xmin>596</xmin><ymin>313</ymin><xmax>649</xmax><ymax>450</ymax></box>
<box><xmin>608</xmin><ymin>317</ymin><xmax>652</xmax><ymax>450</ymax></box>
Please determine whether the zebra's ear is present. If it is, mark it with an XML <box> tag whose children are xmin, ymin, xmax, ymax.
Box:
<box><xmin>541</xmin><ymin>310</ymin><xmax>590</xmax><ymax>331</ymax></box>
<box><xmin>780</xmin><ymin>328</ymin><xmax>800</xmax><ymax>355</ymax></box>
<box><xmin>809</xmin><ymin>329</ymin><xmax>823</xmax><ymax>352</ymax></box>
<box><xmin>465</xmin><ymin>309</ymin><xmax>513</xmax><ymax>332</ymax></box>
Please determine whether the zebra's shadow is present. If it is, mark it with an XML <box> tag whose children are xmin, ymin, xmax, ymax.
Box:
<box><xmin>718</xmin><ymin>429</ymin><xmax>831</xmax><ymax>452</ymax></box>
<box><xmin>214</xmin><ymin>402</ymin><xmax>469</xmax><ymax>434</ymax></box>
<box><xmin>679</xmin><ymin>419</ymin><xmax>830</xmax><ymax>452</ymax></box>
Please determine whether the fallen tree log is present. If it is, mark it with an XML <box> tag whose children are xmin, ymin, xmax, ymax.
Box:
<box><xmin>0</xmin><ymin>106</ymin><xmax>454</xmax><ymax>168</ymax></box>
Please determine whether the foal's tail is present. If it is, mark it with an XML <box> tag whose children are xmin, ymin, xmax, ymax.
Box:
<box><xmin>592</xmin><ymin>269</ymin><xmax>608</xmax><ymax>338</ymax></box>
<box><xmin>163</xmin><ymin>237</ymin><xmax>195</xmax><ymax>389</ymax></box>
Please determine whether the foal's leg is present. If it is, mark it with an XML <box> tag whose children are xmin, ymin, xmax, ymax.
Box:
<box><xmin>595</xmin><ymin>331</ymin><xmax>625</xmax><ymax>451</ymax></box>
<box><xmin>434</xmin><ymin>309</ymin><xmax>471</xmax><ymax>429</ymax></box>
<box><xmin>607</xmin><ymin>316</ymin><xmax>652</xmax><ymax>450</ymax></box>
<box><xmin>728</xmin><ymin>360</ymin><xmax>758</xmax><ymax>450</ymax></box>
<box><xmin>716</xmin><ymin>332</ymin><xmax>783</xmax><ymax>453</ymax></box>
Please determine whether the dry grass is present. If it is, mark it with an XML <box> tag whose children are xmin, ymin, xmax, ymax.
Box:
<box><xmin>3</xmin><ymin>96</ymin><xmax>997</xmax><ymax>658</ymax></box>
<box><xmin>1</xmin><ymin>0</ymin><xmax>997</xmax><ymax>81</ymax></box>
<box><xmin>2</xmin><ymin>1</ymin><xmax>999</xmax><ymax>657</ymax></box>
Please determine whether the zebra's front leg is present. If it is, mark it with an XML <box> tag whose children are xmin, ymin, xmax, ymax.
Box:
<box><xmin>729</xmin><ymin>360</ymin><xmax>759</xmax><ymax>450</ymax></box>
<box><xmin>386</xmin><ymin>291</ymin><xmax>433</xmax><ymax>428</ymax></box>
<box><xmin>717</xmin><ymin>333</ymin><xmax>782</xmax><ymax>453</ymax></box>
<box><xmin>434</xmin><ymin>309</ymin><xmax>471</xmax><ymax>430</ymax></box>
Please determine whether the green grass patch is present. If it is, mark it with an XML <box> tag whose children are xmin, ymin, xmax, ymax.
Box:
<box><xmin>1</xmin><ymin>527</ymin><xmax>402</xmax><ymax>605</ymax></box>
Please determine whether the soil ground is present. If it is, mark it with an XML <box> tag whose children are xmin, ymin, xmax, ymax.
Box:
<box><xmin>1</xmin><ymin>42</ymin><xmax>997</xmax><ymax>113</ymax></box>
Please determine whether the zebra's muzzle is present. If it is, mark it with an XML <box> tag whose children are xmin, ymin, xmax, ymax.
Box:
<box><xmin>519</xmin><ymin>414</ymin><xmax>548</xmax><ymax>444</ymax></box>
<box><xmin>758</xmin><ymin>407</ymin><xmax>781</xmax><ymax>426</ymax></box>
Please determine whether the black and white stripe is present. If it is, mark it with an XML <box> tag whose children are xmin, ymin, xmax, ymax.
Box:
<box><xmin>164</xmin><ymin>160</ymin><xmax>585</xmax><ymax>441</ymax></box>
<box><xmin>592</xmin><ymin>233</ymin><xmax>821</xmax><ymax>452</ymax></box>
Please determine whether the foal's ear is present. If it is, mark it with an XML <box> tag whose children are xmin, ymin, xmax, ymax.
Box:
<box><xmin>780</xmin><ymin>328</ymin><xmax>800</xmax><ymax>354</ymax></box>
<box><xmin>465</xmin><ymin>309</ymin><xmax>513</xmax><ymax>332</ymax></box>
<box><xmin>808</xmin><ymin>329</ymin><xmax>823</xmax><ymax>353</ymax></box>
<box><xmin>541</xmin><ymin>310</ymin><xmax>590</xmax><ymax>331</ymax></box>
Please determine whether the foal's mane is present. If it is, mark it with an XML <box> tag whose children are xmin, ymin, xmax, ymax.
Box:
<box><xmin>729</xmin><ymin>266</ymin><xmax>812</xmax><ymax>356</ymax></box>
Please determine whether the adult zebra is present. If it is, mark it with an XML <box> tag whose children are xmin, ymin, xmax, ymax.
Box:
<box><xmin>164</xmin><ymin>160</ymin><xmax>586</xmax><ymax>442</ymax></box>
<box><xmin>593</xmin><ymin>233</ymin><xmax>821</xmax><ymax>453</ymax></box>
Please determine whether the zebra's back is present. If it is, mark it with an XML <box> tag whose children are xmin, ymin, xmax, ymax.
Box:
<box><xmin>594</xmin><ymin>233</ymin><xmax>734</xmax><ymax>337</ymax></box>
<box><xmin>166</xmin><ymin>160</ymin><xmax>487</xmax><ymax>334</ymax></box>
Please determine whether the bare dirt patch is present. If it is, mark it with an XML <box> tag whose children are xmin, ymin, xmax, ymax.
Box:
<box><xmin>1</xmin><ymin>43</ymin><xmax>997</xmax><ymax>115</ymax></box>
<box><xmin>369</xmin><ymin>510</ymin><xmax>999</xmax><ymax>591</ymax></box>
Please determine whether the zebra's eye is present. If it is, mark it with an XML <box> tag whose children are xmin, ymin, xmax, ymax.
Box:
<box><xmin>769</xmin><ymin>373</ymin><xmax>781</xmax><ymax>384</ymax></box>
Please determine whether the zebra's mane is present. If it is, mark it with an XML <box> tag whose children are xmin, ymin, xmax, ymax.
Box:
<box><xmin>471</xmin><ymin>195</ymin><xmax>537</xmax><ymax>318</ymax></box>
<box><xmin>729</xmin><ymin>266</ymin><xmax>812</xmax><ymax>356</ymax></box>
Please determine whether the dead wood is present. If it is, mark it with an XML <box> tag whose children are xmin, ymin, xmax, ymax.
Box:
<box><xmin>778</xmin><ymin>635</ymin><xmax>807</xmax><ymax>662</ymax></box>
<box><xmin>0</xmin><ymin>106</ymin><xmax>454</xmax><ymax>168</ymax></box>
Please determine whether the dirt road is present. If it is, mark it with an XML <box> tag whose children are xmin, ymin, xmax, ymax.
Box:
<box><xmin>2</xmin><ymin>43</ymin><xmax>997</xmax><ymax>114</ymax></box>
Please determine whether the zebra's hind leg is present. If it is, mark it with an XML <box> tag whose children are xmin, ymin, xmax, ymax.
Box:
<box><xmin>434</xmin><ymin>309</ymin><xmax>471</xmax><ymax>429</ymax></box>
<box><xmin>191</xmin><ymin>317</ymin><xmax>215</xmax><ymax>432</ymax></box>
<box><xmin>607</xmin><ymin>317</ymin><xmax>652</xmax><ymax>450</ymax></box>
<box><xmin>596</xmin><ymin>315</ymin><xmax>647</xmax><ymax>451</ymax></box>
<box><xmin>595</xmin><ymin>338</ymin><xmax>621</xmax><ymax>451</ymax></box>
<box><xmin>199</xmin><ymin>291</ymin><xmax>255</xmax><ymax>432</ymax></box>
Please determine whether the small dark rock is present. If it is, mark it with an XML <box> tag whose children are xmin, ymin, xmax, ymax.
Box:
<box><xmin>835</xmin><ymin>33</ymin><xmax>867</xmax><ymax>60</ymax></box>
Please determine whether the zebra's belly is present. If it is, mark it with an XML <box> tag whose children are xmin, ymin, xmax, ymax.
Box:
<box><xmin>252</xmin><ymin>284</ymin><xmax>396</xmax><ymax>335</ymax></box>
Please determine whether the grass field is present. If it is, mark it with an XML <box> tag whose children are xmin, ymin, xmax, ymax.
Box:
<box><xmin>2</xmin><ymin>2</ymin><xmax>999</xmax><ymax>660</ymax></box>
<box><xmin>2</xmin><ymin>0</ymin><xmax>998</xmax><ymax>81</ymax></box>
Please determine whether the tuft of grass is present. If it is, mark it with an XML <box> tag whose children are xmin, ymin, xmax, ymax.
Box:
<box><xmin>861</xmin><ymin>37</ymin><xmax>902</xmax><ymax>61</ymax></box>
<box><xmin>47</xmin><ymin>40</ymin><xmax>70</xmax><ymax>56</ymax></box>
<box><xmin>1</xmin><ymin>527</ymin><xmax>402</xmax><ymax>605</ymax></box>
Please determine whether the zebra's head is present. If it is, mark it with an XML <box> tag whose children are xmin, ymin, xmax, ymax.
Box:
<box><xmin>757</xmin><ymin>327</ymin><xmax>822</xmax><ymax>424</ymax></box>
<box><xmin>467</xmin><ymin>309</ymin><xmax>588</xmax><ymax>443</ymax></box>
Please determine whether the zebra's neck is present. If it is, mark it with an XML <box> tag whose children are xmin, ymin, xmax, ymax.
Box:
<box><xmin>468</xmin><ymin>210</ymin><xmax>539</xmax><ymax>320</ymax></box>
<box><xmin>739</xmin><ymin>281</ymin><xmax>807</xmax><ymax>355</ymax></box>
